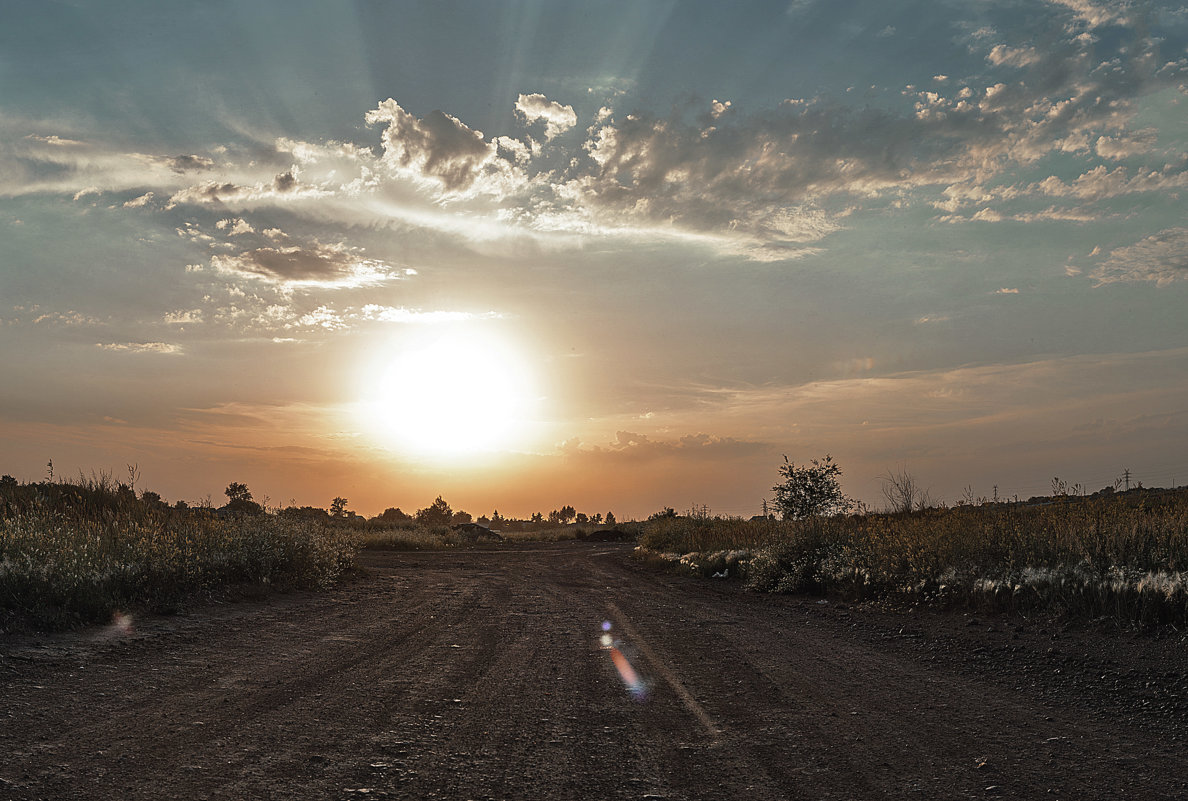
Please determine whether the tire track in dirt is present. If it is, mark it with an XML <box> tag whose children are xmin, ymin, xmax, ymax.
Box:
<box><xmin>3</xmin><ymin>542</ymin><xmax>1187</xmax><ymax>800</ymax></box>
<box><xmin>580</xmin><ymin>547</ymin><xmax>1188</xmax><ymax>800</ymax></box>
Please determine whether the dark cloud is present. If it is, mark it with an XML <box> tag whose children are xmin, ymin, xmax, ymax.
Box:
<box><xmin>217</xmin><ymin>243</ymin><xmax>355</xmax><ymax>281</ymax></box>
<box><xmin>209</xmin><ymin>240</ymin><xmax>397</xmax><ymax>287</ymax></box>
<box><xmin>165</xmin><ymin>154</ymin><xmax>215</xmax><ymax>173</ymax></box>
<box><xmin>273</xmin><ymin>170</ymin><xmax>296</xmax><ymax>192</ymax></box>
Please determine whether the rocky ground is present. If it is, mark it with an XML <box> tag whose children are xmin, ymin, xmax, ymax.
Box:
<box><xmin>1</xmin><ymin>542</ymin><xmax>1185</xmax><ymax>800</ymax></box>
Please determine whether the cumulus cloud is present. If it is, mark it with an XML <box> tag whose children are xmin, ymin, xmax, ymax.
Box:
<box><xmin>987</xmin><ymin>44</ymin><xmax>1041</xmax><ymax>68</ymax></box>
<box><xmin>163</xmin><ymin>309</ymin><xmax>203</xmax><ymax>324</ymax></box>
<box><xmin>1032</xmin><ymin>165</ymin><xmax>1188</xmax><ymax>201</ymax></box>
<box><xmin>5</xmin><ymin>4</ymin><xmax>1187</xmax><ymax>265</ymax></box>
<box><xmin>366</xmin><ymin>98</ymin><xmax>495</xmax><ymax>192</ymax></box>
<box><xmin>216</xmin><ymin>217</ymin><xmax>255</xmax><ymax>236</ymax></box>
<box><xmin>273</xmin><ymin>170</ymin><xmax>297</xmax><ymax>192</ymax></box>
<box><xmin>1094</xmin><ymin>130</ymin><xmax>1157</xmax><ymax>159</ymax></box>
<box><xmin>1045</xmin><ymin>0</ymin><xmax>1129</xmax><ymax>29</ymax></box>
<box><xmin>1091</xmin><ymin>228</ymin><xmax>1188</xmax><ymax>286</ymax></box>
<box><xmin>515</xmin><ymin>93</ymin><xmax>578</xmax><ymax>139</ymax></box>
<box><xmin>122</xmin><ymin>191</ymin><xmax>154</xmax><ymax>208</ymax></box>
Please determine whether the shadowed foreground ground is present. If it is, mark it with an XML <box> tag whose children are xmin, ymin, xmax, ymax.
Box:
<box><xmin>2</xmin><ymin>542</ymin><xmax>1185</xmax><ymax>800</ymax></box>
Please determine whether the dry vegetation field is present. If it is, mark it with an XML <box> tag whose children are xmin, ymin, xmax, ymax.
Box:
<box><xmin>0</xmin><ymin>477</ymin><xmax>356</xmax><ymax>631</ymax></box>
<box><xmin>5</xmin><ymin>473</ymin><xmax>1187</xmax><ymax>632</ymax></box>
<box><xmin>638</xmin><ymin>488</ymin><xmax>1188</xmax><ymax>625</ymax></box>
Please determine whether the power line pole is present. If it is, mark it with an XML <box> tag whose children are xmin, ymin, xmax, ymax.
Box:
<box><xmin>1123</xmin><ymin>468</ymin><xmax>1131</xmax><ymax>491</ymax></box>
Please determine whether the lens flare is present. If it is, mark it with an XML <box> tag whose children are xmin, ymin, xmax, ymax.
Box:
<box><xmin>599</xmin><ymin>622</ymin><xmax>648</xmax><ymax>700</ymax></box>
<box><xmin>112</xmin><ymin>610</ymin><xmax>133</xmax><ymax>634</ymax></box>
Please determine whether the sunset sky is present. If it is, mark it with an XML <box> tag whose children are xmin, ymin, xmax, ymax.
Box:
<box><xmin>2</xmin><ymin>0</ymin><xmax>1187</xmax><ymax>519</ymax></box>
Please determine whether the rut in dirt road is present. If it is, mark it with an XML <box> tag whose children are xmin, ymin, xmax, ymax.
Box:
<box><xmin>2</xmin><ymin>542</ymin><xmax>1185</xmax><ymax>800</ymax></box>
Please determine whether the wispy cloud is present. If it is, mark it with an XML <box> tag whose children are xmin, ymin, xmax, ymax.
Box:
<box><xmin>96</xmin><ymin>342</ymin><xmax>183</xmax><ymax>354</ymax></box>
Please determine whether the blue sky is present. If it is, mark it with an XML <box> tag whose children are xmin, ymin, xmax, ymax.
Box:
<box><xmin>2</xmin><ymin>0</ymin><xmax>1187</xmax><ymax>516</ymax></box>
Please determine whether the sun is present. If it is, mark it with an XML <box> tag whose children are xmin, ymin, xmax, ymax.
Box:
<box><xmin>358</xmin><ymin>329</ymin><xmax>540</xmax><ymax>459</ymax></box>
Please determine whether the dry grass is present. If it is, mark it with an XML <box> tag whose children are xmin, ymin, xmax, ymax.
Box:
<box><xmin>638</xmin><ymin>489</ymin><xmax>1188</xmax><ymax>624</ymax></box>
<box><xmin>0</xmin><ymin>478</ymin><xmax>357</xmax><ymax>630</ymax></box>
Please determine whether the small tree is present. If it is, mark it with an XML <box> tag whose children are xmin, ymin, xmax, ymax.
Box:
<box><xmin>451</xmin><ymin>510</ymin><xmax>473</xmax><ymax>526</ymax></box>
<box><xmin>330</xmin><ymin>497</ymin><xmax>349</xmax><ymax>518</ymax></box>
<box><xmin>605</xmin><ymin>511</ymin><xmax>616</xmax><ymax>526</ymax></box>
<box><xmin>772</xmin><ymin>455</ymin><xmax>853</xmax><ymax>520</ymax></box>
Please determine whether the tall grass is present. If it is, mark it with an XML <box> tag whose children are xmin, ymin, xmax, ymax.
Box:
<box><xmin>638</xmin><ymin>490</ymin><xmax>1188</xmax><ymax>624</ymax></box>
<box><xmin>0</xmin><ymin>477</ymin><xmax>357</xmax><ymax>630</ymax></box>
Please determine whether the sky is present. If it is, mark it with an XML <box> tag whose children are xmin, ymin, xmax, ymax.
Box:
<box><xmin>2</xmin><ymin>0</ymin><xmax>1187</xmax><ymax>519</ymax></box>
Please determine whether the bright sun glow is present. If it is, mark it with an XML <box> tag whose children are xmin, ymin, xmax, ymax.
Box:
<box><xmin>358</xmin><ymin>329</ymin><xmax>540</xmax><ymax>460</ymax></box>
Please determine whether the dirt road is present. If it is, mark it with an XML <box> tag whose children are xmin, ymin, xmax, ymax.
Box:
<box><xmin>2</xmin><ymin>542</ymin><xmax>1185</xmax><ymax>800</ymax></box>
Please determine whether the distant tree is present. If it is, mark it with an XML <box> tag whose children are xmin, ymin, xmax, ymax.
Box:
<box><xmin>329</xmin><ymin>497</ymin><xmax>349</xmax><ymax>518</ymax></box>
<box><xmin>281</xmin><ymin>505</ymin><xmax>330</xmax><ymax>521</ymax></box>
<box><xmin>575</xmin><ymin>512</ymin><xmax>589</xmax><ymax>525</ymax></box>
<box><xmin>174</xmin><ymin>499</ymin><xmax>189</xmax><ymax>511</ymax></box>
<box><xmin>376</xmin><ymin>507</ymin><xmax>412</xmax><ymax>524</ymax></box>
<box><xmin>226</xmin><ymin>482</ymin><xmax>251</xmax><ymax>503</ymax></box>
<box><xmin>605</xmin><ymin>511</ymin><xmax>616</xmax><ymax>526</ymax></box>
<box><xmin>476</xmin><ymin>515</ymin><xmax>491</xmax><ymax>525</ymax></box>
<box><xmin>490</xmin><ymin>509</ymin><xmax>505</xmax><ymax>525</ymax></box>
<box><xmin>558</xmin><ymin>504</ymin><xmax>576</xmax><ymax>524</ymax></box>
<box><xmin>530</xmin><ymin>511</ymin><xmax>543</xmax><ymax>524</ymax></box>
<box><xmin>648</xmin><ymin>507</ymin><xmax>677</xmax><ymax>521</ymax></box>
<box><xmin>416</xmin><ymin>496</ymin><xmax>453</xmax><ymax>528</ymax></box>
<box><xmin>772</xmin><ymin>455</ymin><xmax>853</xmax><ymax>520</ymax></box>
<box><xmin>140</xmin><ymin>490</ymin><xmax>163</xmax><ymax>507</ymax></box>
<box><xmin>590</xmin><ymin>512</ymin><xmax>603</xmax><ymax>525</ymax></box>
<box><xmin>1</xmin><ymin>474</ymin><xmax>17</xmax><ymax>488</ymax></box>
<box><xmin>225</xmin><ymin>482</ymin><xmax>263</xmax><ymax>514</ymax></box>
<box><xmin>451</xmin><ymin>510</ymin><xmax>473</xmax><ymax>526</ymax></box>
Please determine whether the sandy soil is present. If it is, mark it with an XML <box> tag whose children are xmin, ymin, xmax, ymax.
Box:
<box><xmin>1</xmin><ymin>542</ymin><xmax>1185</xmax><ymax>800</ymax></box>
